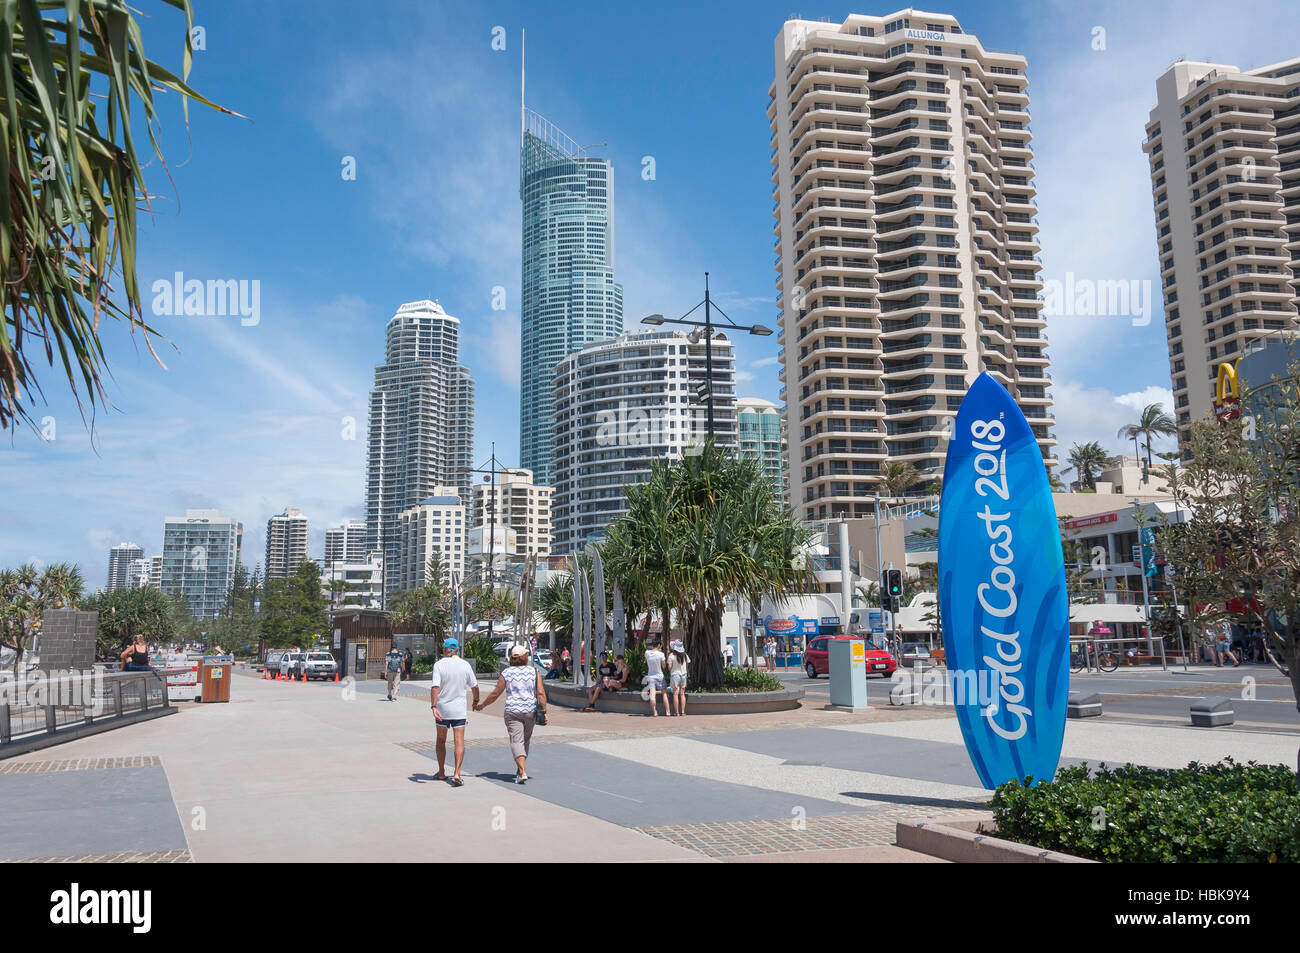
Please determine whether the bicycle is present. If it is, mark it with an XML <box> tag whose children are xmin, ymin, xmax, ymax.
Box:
<box><xmin>1095</xmin><ymin>643</ymin><xmax>1119</xmax><ymax>672</ymax></box>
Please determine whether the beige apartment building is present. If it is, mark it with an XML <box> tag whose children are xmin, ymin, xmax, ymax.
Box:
<box><xmin>1142</xmin><ymin>58</ymin><xmax>1300</xmax><ymax>440</ymax></box>
<box><xmin>769</xmin><ymin>11</ymin><xmax>1055</xmax><ymax>522</ymax></box>
<box><xmin>472</xmin><ymin>468</ymin><xmax>552</xmax><ymax>567</ymax></box>
<box><xmin>394</xmin><ymin>489</ymin><xmax>465</xmax><ymax>590</ymax></box>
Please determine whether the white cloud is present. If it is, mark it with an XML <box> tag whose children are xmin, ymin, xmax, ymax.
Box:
<box><xmin>1051</xmin><ymin>378</ymin><xmax>1179</xmax><ymax>460</ymax></box>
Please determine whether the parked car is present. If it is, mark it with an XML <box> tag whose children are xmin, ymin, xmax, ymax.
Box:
<box><xmin>301</xmin><ymin>651</ymin><xmax>338</xmax><ymax>681</ymax></box>
<box><xmin>803</xmin><ymin>636</ymin><xmax>897</xmax><ymax>679</ymax></box>
<box><xmin>264</xmin><ymin>650</ymin><xmax>287</xmax><ymax>673</ymax></box>
<box><xmin>901</xmin><ymin>642</ymin><xmax>933</xmax><ymax>666</ymax></box>
<box><xmin>278</xmin><ymin>651</ymin><xmax>306</xmax><ymax>679</ymax></box>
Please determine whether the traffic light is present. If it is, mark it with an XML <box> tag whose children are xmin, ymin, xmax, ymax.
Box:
<box><xmin>885</xmin><ymin>569</ymin><xmax>903</xmax><ymax>600</ymax></box>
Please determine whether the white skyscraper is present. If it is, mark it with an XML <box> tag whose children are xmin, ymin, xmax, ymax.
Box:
<box><xmin>264</xmin><ymin>507</ymin><xmax>309</xmax><ymax>579</ymax></box>
<box><xmin>106</xmin><ymin>542</ymin><xmax>144</xmax><ymax>592</ymax></box>
<box><xmin>770</xmin><ymin>11</ymin><xmax>1055</xmax><ymax>521</ymax></box>
<box><xmin>324</xmin><ymin>519</ymin><xmax>368</xmax><ymax>565</ymax></box>
<box><xmin>366</xmin><ymin>300</ymin><xmax>474</xmax><ymax>597</ymax></box>
<box><xmin>1142</xmin><ymin>57</ymin><xmax>1300</xmax><ymax>440</ymax></box>
<box><xmin>552</xmin><ymin>330</ymin><xmax>737</xmax><ymax>553</ymax></box>
<box><xmin>161</xmin><ymin>509</ymin><xmax>242</xmax><ymax>618</ymax></box>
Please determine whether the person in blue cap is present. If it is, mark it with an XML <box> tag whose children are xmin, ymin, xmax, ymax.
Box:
<box><xmin>430</xmin><ymin>636</ymin><xmax>480</xmax><ymax>786</ymax></box>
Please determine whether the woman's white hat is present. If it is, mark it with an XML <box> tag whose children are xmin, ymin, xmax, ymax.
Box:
<box><xmin>509</xmin><ymin>643</ymin><xmax>530</xmax><ymax>659</ymax></box>
<box><xmin>670</xmin><ymin>639</ymin><xmax>685</xmax><ymax>653</ymax></box>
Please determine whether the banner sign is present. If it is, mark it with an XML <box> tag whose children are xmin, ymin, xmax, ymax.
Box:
<box><xmin>763</xmin><ymin>616</ymin><xmax>818</xmax><ymax>636</ymax></box>
<box><xmin>938</xmin><ymin>372</ymin><xmax>1069</xmax><ymax>789</ymax></box>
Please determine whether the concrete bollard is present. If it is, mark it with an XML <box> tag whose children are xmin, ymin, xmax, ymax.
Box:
<box><xmin>1067</xmin><ymin>691</ymin><xmax>1102</xmax><ymax>718</ymax></box>
<box><xmin>1190</xmin><ymin>695</ymin><xmax>1234</xmax><ymax>727</ymax></box>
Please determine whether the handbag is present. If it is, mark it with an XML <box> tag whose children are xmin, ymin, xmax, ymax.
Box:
<box><xmin>535</xmin><ymin>703</ymin><xmax>548</xmax><ymax>726</ymax></box>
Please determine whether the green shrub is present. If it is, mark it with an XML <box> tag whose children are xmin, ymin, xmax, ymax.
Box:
<box><xmin>718</xmin><ymin>667</ymin><xmax>783</xmax><ymax>693</ymax></box>
<box><xmin>411</xmin><ymin>652</ymin><xmax>436</xmax><ymax>676</ymax></box>
<box><xmin>990</xmin><ymin>758</ymin><xmax>1300</xmax><ymax>863</ymax></box>
<box><xmin>623</xmin><ymin>644</ymin><xmax>648</xmax><ymax>686</ymax></box>
<box><xmin>461</xmin><ymin>636</ymin><xmax>499</xmax><ymax>674</ymax></box>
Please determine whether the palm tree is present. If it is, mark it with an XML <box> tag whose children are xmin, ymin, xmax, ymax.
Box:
<box><xmin>3</xmin><ymin>2</ymin><xmax>233</xmax><ymax>431</ymax></box>
<box><xmin>1064</xmin><ymin>442</ymin><xmax>1118</xmax><ymax>491</ymax></box>
<box><xmin>881</xmin><ymin>461</ymin><xmax>921</xmax><ymax>501</ymax></box>
<box><xmin>603</xmin><ymin>442</ymin><xmax>813</xmax><ymax>688</ymax></box>
<box><xmin>1118</xmin><ymin>403</ymin><xmax>1178</xmax><ymax>472</ymax></box>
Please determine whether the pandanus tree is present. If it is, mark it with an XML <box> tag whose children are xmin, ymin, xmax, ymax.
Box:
<box><xmin>2</xmin><ymin>0</ymin><xmax>234</xmax><ymax>430</ymax></box>
<box><xmin>602</xmin><ymin>442</ymin><xmax>813</xmax><ymax>689</ymax></box>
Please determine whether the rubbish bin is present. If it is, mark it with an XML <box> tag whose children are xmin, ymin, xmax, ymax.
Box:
<box><xmin>199</xmin><ymin>655</ymin><xmax>233</xmax><ymax>703</ymax></box>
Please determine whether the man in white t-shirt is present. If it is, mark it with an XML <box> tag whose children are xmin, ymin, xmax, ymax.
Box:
<box><xmin>644</xmin><ymin>640</ymin><xmax>669</xmax><ymax>717</ymax></box>
<box><xmin>430</xmin><ymin>637</ymin><xmax>480</xmax><ymax>786</ymax></box>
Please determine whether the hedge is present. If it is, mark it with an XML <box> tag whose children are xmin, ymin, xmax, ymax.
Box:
<box><xmin>990</xmin><ymin>759</ymin><xmax>1300</xmax><ymax>863</ymax></box>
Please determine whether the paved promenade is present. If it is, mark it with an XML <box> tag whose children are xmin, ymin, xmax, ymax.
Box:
<box><xmin>0</xmin><ymin>669</ymin><xmax>1294</xmax><ymax>863</ymax></box>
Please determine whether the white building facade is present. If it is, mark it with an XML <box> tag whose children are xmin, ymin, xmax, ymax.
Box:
<box><xmin>394</xmin><ymin>490</ymin><xmax>465</xmax><ymax>591</ymax></box>
<box><xmin>160</xmin><ymin>509</ymin><xmax>243</xmax><ymax>619</ymax></box>
<box><xmin>264</xmin><ymin>507</ymin><xmax>309</xmax><ymax>579</ymax></box>
<box><xmin>365</xmin><ymin>300</ymin><xmax>475</xmax><ymax>597</ymax></box>
<box><xmin>551</xmin><ymin>330</ymin><xmax>737</xmax><ymax>554</ymax></box>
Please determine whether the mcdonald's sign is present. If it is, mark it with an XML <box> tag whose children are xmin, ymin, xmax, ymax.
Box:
<box><xmin>1213</xmin><ymin>359</ymin><xmax>1242</xmax><ymax>422</ymax></box>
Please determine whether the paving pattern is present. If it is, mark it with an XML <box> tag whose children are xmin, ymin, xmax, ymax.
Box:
<box><xmin>0</xmin><ymin>755</ymin><xmax>162</xmax><ymax>775</ymax></box>
<box><xmin>1</xmin><ymin>850</ymin><xmax>192</xmax><ymax>863</ymax></box>
<box><xmin>637</xmin><ymin>806</ymin><xmax>990</xmax><ymax>858</ymax></box>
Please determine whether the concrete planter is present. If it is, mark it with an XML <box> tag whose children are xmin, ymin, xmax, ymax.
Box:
<box><xmin>896</xmin><ymin>813</ymin><xmax>1096</xmax><ymax>863</ymax></box>
<box><xmin>543</xmin><ymin>681</ymin><xmax>804</xmax><ymax>715</ymax></box>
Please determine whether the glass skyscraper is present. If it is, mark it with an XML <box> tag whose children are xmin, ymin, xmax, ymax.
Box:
<box><xmin>520</xmin><ymin>108</ymin><xmax>623</xmax><ymax>487</ymax></box>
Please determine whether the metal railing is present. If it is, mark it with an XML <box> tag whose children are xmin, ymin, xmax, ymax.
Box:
<box><xmin>0</xmin><ymin>669</ymin><xmax>170</xmax><ymax>749</ymax></box>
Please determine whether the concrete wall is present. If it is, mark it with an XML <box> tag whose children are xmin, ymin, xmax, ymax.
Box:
<box><xmin>37</xmin><ymin>610</ymin><xmax>98</xmax><ymax>673</ymax></box>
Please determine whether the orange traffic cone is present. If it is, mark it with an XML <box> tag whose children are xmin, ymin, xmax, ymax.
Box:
<box><xmin>300</xmin><ymin>671</ymin><xmax>306</xmax><ymax>683</ymax></box>
<box><xmin>333</xmin><ymin>672</ymin><xmax>339</xmax><ymax>683</ymax></box>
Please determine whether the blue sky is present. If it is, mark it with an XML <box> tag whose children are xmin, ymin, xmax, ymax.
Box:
<box><xmin>3</xmin><ymin>0</ymin><xmax>1297</xmax><ymax>589</ymax></box>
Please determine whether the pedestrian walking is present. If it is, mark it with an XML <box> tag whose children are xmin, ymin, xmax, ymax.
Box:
<box><xmin>764</xmin><ymin>637</ymin><xmax>777</xmax><ymax>673</ymax></box>
<box><xmin>722</xmin><ymin>641</ymin><xmax>734</xmax><ymax>668</ymax></box>
<box><xmin>475</xmin><ymin>643</ymin><xmax>548</xmax><ymax>783</ymax></box>
<box><xmin>403</xmin><ymin>647</ymin><xmax>413</xmax><ymax>678</ymax></box>
<box><xmin>384</xmin><ymin>645</ymin><xmax>405</xmax><ymax>700</ymax></box>
<box><xmin>667</xmin><ymin>639</ymin><xmax>690</xmax><ymax>716</ymax></box>
<box><xmin>1214</xmin><ymin>617</ymin><xmax>1240</xmax><ymax>667</ymax></box>
<box><xmin>430</xmin><ymin>638</ymin><xmax>480</xmax><ymax>787</ymax></box>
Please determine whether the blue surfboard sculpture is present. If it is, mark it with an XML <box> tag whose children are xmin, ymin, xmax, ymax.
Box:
<box><xmin>938</xmin><ymin>372</ymin><xmax>1069</xmax><ymax>789</ymax></box>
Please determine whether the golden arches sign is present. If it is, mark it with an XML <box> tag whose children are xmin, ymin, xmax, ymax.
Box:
<box><xmin>1213</xmin><ymin>358</ymin><xmax>1242</xmax><ymax>421</ymax></box>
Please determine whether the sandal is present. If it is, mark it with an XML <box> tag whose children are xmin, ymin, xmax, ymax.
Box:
<box><xmin>449</xmin><ymin>777</ymin><xmax>464</xmax><ymax>787</ymax></box>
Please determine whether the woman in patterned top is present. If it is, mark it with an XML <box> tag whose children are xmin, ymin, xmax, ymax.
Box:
<box><xmin>475</xmin><ymin>643</ymin><xmax>548</xmax><ymax>783</ymax></box>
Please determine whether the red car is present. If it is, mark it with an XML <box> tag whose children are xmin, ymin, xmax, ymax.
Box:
<box><xmin>803</xmin><ymin>635</ymin><xmax>896</xmax><ymax>678</ymax></box>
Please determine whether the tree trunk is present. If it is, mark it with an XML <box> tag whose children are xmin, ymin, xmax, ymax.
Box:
<box><xmin>683</xmin><ymin>597</ymin><xmax>725</xmax><ymax>689</ymax></box>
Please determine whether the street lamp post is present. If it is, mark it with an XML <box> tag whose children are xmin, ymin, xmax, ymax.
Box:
<box><xmin>641</xmin><ymin>272</ymin><xmax>772</xmax><ymax>441</ymax></box>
